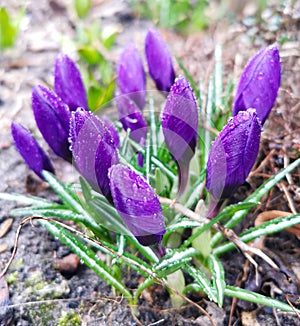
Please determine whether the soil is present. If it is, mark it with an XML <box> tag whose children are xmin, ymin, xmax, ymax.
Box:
<box><xmin>0</xmin><ymin>0</ymin><xmax>300</xmax><ymax>325</ymax></box>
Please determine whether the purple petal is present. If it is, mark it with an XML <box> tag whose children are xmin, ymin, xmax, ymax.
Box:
<box><xmin>206</xmin><ymin>109</ymin><xmax>262</xmax><ymax>201</ymax></box>
<box><xmin>162</xmin><ymin>76</ymin><xmax>198</xmax><ymax>194</ymax></box>
<box><xmin>109</xmin><ymin>164</ymin><xmax>166</xmax><ymax>246</ymax></box>
<box><xmin>115</xmin><ymin>95</ymin><xmax>148</xmax><ymax>145</ymax></box>
<box><xmin>145</xmin><ymin>27</ymin><xmax>175</xmax><ymax>92</ymax></box>
<box><xmin>102</xmin><ymin>116</ymin><xmax>120</xmax><ymax>149</ymax></box>
<box><xmin>232</xmin><ymin>44</ymin><xmax>281</xmax><ymax>125</ymax></box>
<box><xmin>117</xmin><ymin>43</ymin><xmax>146</xmax><ymax>109</ymax></box>
<box><xmin>54</xmin><ymin>53</ymin><xmax>88</xmax><ymax>111</ymax></box>
<box><xmin>32</xmin><ymin>85</ymin><xmax>72</xmax><ymax>162</ymax></box>
<box><xmin>11</xmin><ymin>122</ymin><xmax>55</xmax><ymax>179</ymax></box>
<box><xmin>69</xmin><ymin>108</ymin><xmax>119</xmax><ymax>199</ymax></box>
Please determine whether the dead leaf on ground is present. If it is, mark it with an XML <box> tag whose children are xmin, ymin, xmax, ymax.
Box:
<box><xmin>241</xmin><ymin>310</ymin><xmax>260</xmax><ymax>326</ymax></box>
<box><xmin>0</xmin><ymin>219</ymin><xmax>13</xmax><ymax>238</ymax></box>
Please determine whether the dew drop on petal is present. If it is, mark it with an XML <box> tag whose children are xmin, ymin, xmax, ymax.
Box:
<box><xmin>257</xmin><ymin>72</ymin><xmax>264</xmax><ymax>80</ymax></box>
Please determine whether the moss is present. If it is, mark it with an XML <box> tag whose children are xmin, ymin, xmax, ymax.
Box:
<box><xmin>58</xmin><ymin>311</ymin><xmax>81</xmax><ymax>326</ymax></box>
<box><xmin>26</xmin><ymin>302</ymin><xmax>56</xmax><ymax>325</ymax></box>
<box><xmin>6</xmin><ymin>271</ymin><xmax>18</xmax><ymax>284</ymax></box>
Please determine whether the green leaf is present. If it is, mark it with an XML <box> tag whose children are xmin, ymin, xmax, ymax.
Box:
<box><xmin>74</xmin><ymin>0</ymin><xmax>91</xmax><ymax>18</ymax></box>
<box><xmin>0</xmin><ymin>192</ymin><xmax>54</xmax><ymax>207</ymax></box>
<box><xmin>102</xmin><ymin>31</ymin><xmax>118</xmax><ymax>50</ymax></box>
<box><xmin>186</xmin><ymin>265</ymin><xmax>217</xmax><ymax>303</ymax></box>
<box><xmin>209</xmin><ymin>255</ymin><xmax>225</xmax><ymax>307</ymax></box>
<box><xmin>11</xmin><ymin>207</ymin><xmax>82</xmax><ymax>220</ymax></box>
<box><xmin>211</xmin><ymin>156</ymin><xmax>300</xmax><ymax>247</ymax></box>
<box><xmin>166</xmin><ymin>218</ymin><xmax>202</xmax><ymax>232</ymax></box>
<box><xmin>125</xmin><ymin>236</ymin><xmax>159</xmax><ymax>264</ymax></box>
<box><xmin>167</xmin><ymin>269</ymin><xmax>186</xmax><ymax>308</ymax></box>
<box><xmin>78</xmin><ymin>46</ymin><xmax>103</xmax><ymax>65</ymax></box>
<box><xmin>90</xmin><ymin>237</ymin><xmax>154</xmax><ymax>277</ymax></box>
<box><xmin>39</xmin><ymin>219</ymin><xmax>132</xmax><ymax>299</ymax></box>
<box><xmin>183</xmin><ymin>201</ymin><xmax>258</xmax><ymax>249</ymax></box>
<box><xmin>133</xmin><ymin>277</ymin><xmax>156</xmax><ymax>305</ymax></box>
<box><xmin>128</xmin><ymin>139</ymin><xmax>176</xmax><ymax>181</ymax></box>
<box><xmin>176</xmin><ymin>57</ymin><xmax>200</xmax><ymax>99</ymax></box>
<box><xmin>42</xmin><ymin>171</ymin><xmax>84</xmax><ymax>214</ymax></box>
<box><xmin>88</xmin><ymin>79</ymin><xmax>115</xmax><ymax>112</ymax></box>
<box><xmin>86</xmin><ymin>195</ymin><xmax>128</xmax><ymax>235</ymax></box>
<box><xmin>213</xmin><ymin>213</ymin><xmax>300</xmax><ymax>255</ymax></box>
<box><xmin>79</xmin><ymin>177</ymin><xmax>92</xmax><ymax>202</ymax></box>
<box><xmin>0</xmin><ymin>7</ymin><xmax>23</xmax><ymax>49</ymax></box>
<box><xmin>225</xmin><ymin>285</ymin><xmax>300</xmax><ymax>314</ymax></box>
<box><xmin>154</xmin><ymin>248</ymin><xmax>198</xmax><ymax>276</ymax></box>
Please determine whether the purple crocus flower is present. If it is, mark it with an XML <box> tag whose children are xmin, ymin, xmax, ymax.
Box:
<box><xmin>11</xmin><ymin>122</ymin><xmax>55</xmax><ymax>179</ymax></box>
<box><xmin>232</xmin><ymin>43</ymin><xmax>281</xmax><ymax>125</ymax></box>
<box><xmin>115</xmin><ymin>95</ymin><xmax>148</xmax><ymax>145</ymax></box>
<box><xmin>109</xmin><ymin>164</ymin><xmax>166</xmax><ymax>247</ymax></box>
<box><xmin>32</xmin><ymin>85</ymin><xmax>72</xmax><ymax>162</ymax></box>
<box><xmin>162</xmin><ymin>76</ymin><xmax>198</xmax><ymax>195</ymax></box>
<box><xmin>206</xmin><ymin>109</ymin><xmax>262</xmax><ymax>217</ymax></box>
<box><xmin>69</xmin><ymin>108</ymin><xmax>119</xmax><ymax>200</ymax></box>
<box><xmin>117</xmin><ymin>43</ymin><xmax>146</xmax><ymax>110</ymax></box>
<box><xmin>145</xmin><ymin>27</ymin><xmax>175</xmax><ymax>93</ymax></box>
<box><xmin>54</xmin><ymin>53</ymin><xmax>88</xmax><ymax>111</ymax></box>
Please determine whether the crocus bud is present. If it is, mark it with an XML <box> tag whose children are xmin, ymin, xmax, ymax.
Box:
<box><xmin>145</xmin><ymin>27</ymin><xmax>175</xmax><ymax>93</ymax></box>
<box><xmin>69</xmin><ymin>108</ymin><xmax>119</xmax><ymax>200</ymax></box>
<box><xmin>109</xmin><ymin>164</ymin><xmax>166</xmax><ymax>246</ymax></box>
<box><xmin>117</xmin><ymin>43</ymin><xmax>146</xmax><ymax>110</ymax></box>
<box><xmin>32</xmin><ymin>85</ymin><xmax>72</xmax><ymax>162</ymax></box>
<box><xmin>162</xmin><ymin>76</ymin><xmax>198</xmax><ymax>195</ymax></box>
<box><xmin>206</xmin><ymin>109</ymin><xmax>262</xmax><ymax>216</ymax></box>
<box><xmin>232</xmin><ymin>44</ymin><xmax>281</xmax><ymax>125</ymax></box>
<box><xmin>54</xmin><ymin>53</ymin><xmax>88</xmax><ymax>111</ymax></box>
<box><xmin>115</xmin><ymin>95</ymin><xmax>148</xmax><ymax>145</ymax></box>
<box><xmin>11</xmin><ymin>122</ymin><xmax>55</xmax><ymax>179</ymax></box>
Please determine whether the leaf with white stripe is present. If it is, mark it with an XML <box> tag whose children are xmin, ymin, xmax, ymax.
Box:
<box><xmin>214</xmin><ymin>213</ymin><xmax>300</xmax><ymax>255</ymax></box>
<box><xmin>186</xmin><ymin>265</ymin><xmax>217</xmax><ymax>303</ymax></box>
<box><xmin>209</xmin><ymin>254</ymin><xmax>225</xmax><ymax>307</ymax></box>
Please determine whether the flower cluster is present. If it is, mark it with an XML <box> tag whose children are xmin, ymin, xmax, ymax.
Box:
<box><xmin>11</xmin><ymin>32</ymin><xmax>281</xmax><ymax>249</ymax></box>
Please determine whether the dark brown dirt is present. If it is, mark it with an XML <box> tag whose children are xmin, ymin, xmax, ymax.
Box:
<box><xmin>1</xmin><ymin>1</ymin><xmax>300</xmax><ymax>325</ymax></box>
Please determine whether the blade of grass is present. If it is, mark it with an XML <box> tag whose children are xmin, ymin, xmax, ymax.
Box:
<box><xmin>182</xmin><ymin>201</ymin><xmax>258</xmax><ymax>249</ymax></box>
<box><xmin>209</xmin><ymin>254</ymin><xmax>225</xmax><ymax>307</ymax></box>
<box><xmin>39</xmin><ymin>219</ymin><xmax>132</xmax><ymax>298</ymax></box>
<box><xmin>42</xmin><ymin>171</ymin><xmax>84</xmax><ymax>214</ymax></box>
<box><xmin>225</xmin><ymin>285</ymin><xmax>300</xmax><ymax>314</ymax></box>
<box><xmin>213</xmin><ymin>213</ymin><xmax>300</xmax><ymax>255</ymax></box>
<box><xmin>186</xmin><ymin>265</ymin><xmax>217</xmax><ymax>303</ymax></box>
<box><xmin>0</xmin><ymin>192</ymin><xmax>55</xmax><ymax>207</ymax></box>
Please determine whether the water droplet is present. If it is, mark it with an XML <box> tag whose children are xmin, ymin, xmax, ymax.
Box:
<box><xmin>126</xmin><ymin>199</ymin><xmax>132</xmax><ymax>205</ymax></box>
<box><xmin>257</xmin><ymin>72</ymin><xmax>264</xmax><ymax>80</ymax></box>
<box><xmin>254</xmin><ymin>97</ymin><xmax>261</xmax><ymax>105</ymax></box>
